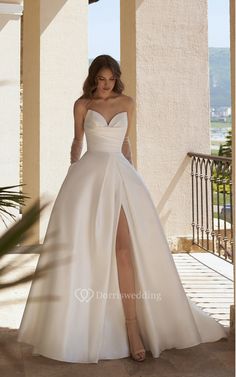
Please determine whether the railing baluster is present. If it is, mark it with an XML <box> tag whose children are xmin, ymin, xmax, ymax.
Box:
<box><xmin>196</xmin><ymin>159</ymin><xmax>200</xmax><ymax>244</ymax></box>
<box><xmin>216</xmin><ymin>162</ymin><xmax>222</xmax><ymax>256</ymax></box>
<box><xmin>188</xmin><ymin>152</ymin><xmax>233</xmax><ymax>264</ymax></box>
<box><xmin>205</xmin><ymin>160</ymin><xmax>211</xmax><ymax>251</ymax></box>
<box><xmin>200</xmin><ymin>160</ymin><xmax>204</xmax><ymax>248</ymax></box>
<box><xmin>191</xmin><ymin>157</ymin><xmax>196</xmax><ymax>245</ymax></box>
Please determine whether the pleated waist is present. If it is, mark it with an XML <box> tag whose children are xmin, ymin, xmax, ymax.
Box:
<box><xmin>86</xmin><ymin>147</ymin><xmax>123</xmax><ymax>155</ymax></box>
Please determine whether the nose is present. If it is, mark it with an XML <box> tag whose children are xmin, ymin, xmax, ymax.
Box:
<box><xmin>103</xmin><ymin>82</ymin><xmax>110</xmax><ymax>89</ymax></box>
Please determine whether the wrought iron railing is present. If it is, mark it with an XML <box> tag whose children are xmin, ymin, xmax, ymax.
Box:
<box><xmin>187</xmin><ymin>152</ymin><xmax>234</xmax><ymax>264</ymax></box>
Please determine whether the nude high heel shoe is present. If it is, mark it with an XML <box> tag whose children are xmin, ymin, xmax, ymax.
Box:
<box><xmin>125</xmin><ymin>318</ymin><xmax>146</xmax><ymax>362</ymax></box>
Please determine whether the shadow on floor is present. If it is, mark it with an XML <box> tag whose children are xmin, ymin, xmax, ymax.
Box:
<box><xmin>1</xmin><ymin>327</ymin><xmax>234</xmax><ymax>377</ymax></box>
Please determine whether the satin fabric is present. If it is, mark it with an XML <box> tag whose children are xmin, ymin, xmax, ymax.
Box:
<box><xmin>17</xmin><ymin>110</ymin><xmax>229</xmax><ymax>363</ymax></box>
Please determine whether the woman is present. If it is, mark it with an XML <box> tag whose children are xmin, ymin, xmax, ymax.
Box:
<box><xmin>17</xmin><ymin>55</ymin><xmax>229</xmax><ymax>364</ymax></box>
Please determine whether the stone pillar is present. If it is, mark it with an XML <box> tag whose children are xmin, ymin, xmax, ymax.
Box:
<box><xmin>120</xmin><ymin>0</ymin><xmax>137</xmax><ymax>166</ymax></box>
<box><xmin>22</xmin><ymin>0</ymin><xmax>88</xmax><ymax>244</ymax></box>
<box><xmin>22</xmin><ymin>0</ymin><xmax>40</xmax><ymax>243</ymax></box>
<box><xmin>120</xmin><ymin>0</ymin><xmax>210</xmax><ymax>239</ymax></box>
<box><xmin>230</xmin><ymin>0</ymin><xmax>235</xmax><ymax>331</ymax></box>
<box><xmin>0</xmin><ymin>1</ymin><xmax>22</xmax><ymax>236</ymax></box>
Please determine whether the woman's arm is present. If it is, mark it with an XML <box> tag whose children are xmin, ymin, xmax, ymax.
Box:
<box><xmin>70</xmin><ymin>99</ymin><xmax>85</xmax><ymax>164</ymax></box>
<box><xmin>122</xmin><ymin>97</ymin><xmax>135</xmax><ymax>165</ymax></box>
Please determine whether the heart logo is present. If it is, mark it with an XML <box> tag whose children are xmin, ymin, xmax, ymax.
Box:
<box><xmin>74</xmin><ymin>288</ymin><xmax>94</xmax><ymax>303</ymax></box>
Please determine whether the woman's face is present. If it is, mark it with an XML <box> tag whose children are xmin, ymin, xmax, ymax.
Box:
<box><xmin>95</xmin><ymin>68</ymin><xmax>116</xmax><ymax>94</ymax></box>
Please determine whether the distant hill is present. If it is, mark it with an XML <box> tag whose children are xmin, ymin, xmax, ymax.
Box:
<box><xmin>89</xmin><ymin>50</ymin><xmax>231</xmax><ymax>109</ymax></box>
<box><xmin>209</xmin><ymin>47</ymin><xmax>231</xmax><ymax>108</ymax></box>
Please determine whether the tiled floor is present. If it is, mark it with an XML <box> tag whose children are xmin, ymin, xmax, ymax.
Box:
<box><xmin>0</xmin><ymin>252</ymin><xmax>234</xmax><ymax>376</ymax></box>
<box><xmin>173</xmin><ymin>253</ymin><xmax>234</xmax><ymax>327</ymax></box>
<box><xmin>1</xmin><ymin>327</ymin><xmax>234</xmax><ymax>377</ymax></box>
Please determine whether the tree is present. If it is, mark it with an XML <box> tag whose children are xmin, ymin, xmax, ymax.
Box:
<box><xmin>218</xmin><ymin>129</ymin><xmax>232</xmax><ymax>158</ymax></box>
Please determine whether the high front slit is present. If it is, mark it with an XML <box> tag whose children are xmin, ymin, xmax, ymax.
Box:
<box><xmin>17</xmin><ymin>108</ymin><xmax>229</xmax><ymax>363</ymax></box>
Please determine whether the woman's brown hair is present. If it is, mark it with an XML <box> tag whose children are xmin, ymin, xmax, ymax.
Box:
<box><xmin>78</xmin><ymin>55</ymin><xmax>125</xmax><ymax>100</ymax></box>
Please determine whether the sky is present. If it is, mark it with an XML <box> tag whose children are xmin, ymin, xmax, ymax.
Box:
<box><xmin>88</xmin><ymin>0</ymin><xmax>120</xmax><ymax>60</ymax></box>
<box><xmin>208</xmin><ymin>0</ymin><xmax>230</xmax><ymax>48</ymax></box>
<box><xmin>88</xmin><ymin>0</ymin><xmax>230</xmax><ymax>60</ymax></box>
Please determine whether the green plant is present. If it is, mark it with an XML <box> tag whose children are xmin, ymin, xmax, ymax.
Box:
<box><xmin>218</xmin><ymin>129</ymin><xmax>232</xmax><ymax>158</ymax></box>
<box><xmin>0</xmin><ymin>194</ymin><xmax>70</xmax><ymax>290</ymax></box>
<box><xmin>0</xmin><ymin>184</ymin><xmax>30</xmax><ymax>227</ymax></box>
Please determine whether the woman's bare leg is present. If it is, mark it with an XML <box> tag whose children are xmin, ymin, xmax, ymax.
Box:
<box><xmin>115</xmin><ymin>206</ymin><xmax>145</xmax><ymax>360</ymax></box>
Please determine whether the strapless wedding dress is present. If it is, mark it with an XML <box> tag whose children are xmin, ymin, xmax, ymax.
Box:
<box><xmin>17</xmin><ymin>109</ymin><xmax>229</xmax><ymax>363</ymax></box>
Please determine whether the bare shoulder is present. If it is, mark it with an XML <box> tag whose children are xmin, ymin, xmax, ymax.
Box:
<box><xmin>120</xmin><ymin>95</ymin><xmax>135</xmax><ymax>118</ymax></box>
<box><xmin>121</xmin><ymin>94</ymin><xmax>135</xmax><ymax>112</ymax></box>
<box><xmin>73</xmin><ymin>98</ymin><xmax>88</xmax><ymax>116</ymax></box>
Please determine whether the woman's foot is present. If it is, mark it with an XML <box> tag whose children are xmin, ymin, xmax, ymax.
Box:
<box><xmin>125</xmin><ymin>318</ymin><xmax>146</xmax><ymax>362</ymax></box>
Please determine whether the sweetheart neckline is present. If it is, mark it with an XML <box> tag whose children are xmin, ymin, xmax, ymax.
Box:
<box><xmin>85</xmin><ymin>109</ymin><xmax>128</xmax><ymax>126</ymax></box>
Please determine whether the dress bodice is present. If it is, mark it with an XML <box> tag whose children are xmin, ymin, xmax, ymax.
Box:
<box><xmin>84</xmin><ymin>109</ymin><xmax>128</xmax><ymax>153</ymax></box>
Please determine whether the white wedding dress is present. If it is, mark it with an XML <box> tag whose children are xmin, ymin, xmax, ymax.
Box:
<box><xmin>17</xmin><ymin>109</ymin><xmax>229</xmax><ymax>363</ymax></box>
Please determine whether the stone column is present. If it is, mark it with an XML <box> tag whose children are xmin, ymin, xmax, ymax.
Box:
<box><xmin>120</xmin><ymin>0</ymin><xmax>210</xmax><ymax>240</ymax></box>
<box><xmin>22</xmin><ymin>0</ymin><xmax>88</xmax><ymax>243</ymax></box>
<box><xmin>0</xmin><ymin>0</ymin><xmax>22</xmax><ymax>236</ymax></box>
<box><xmin>230</xmin><ymin>0</ymin><xmax>235</xmax><ymax>332</ymax></box>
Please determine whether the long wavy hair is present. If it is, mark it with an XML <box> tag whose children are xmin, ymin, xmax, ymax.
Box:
<box><xmin>78</xmin><ymin>55</ymin><xmax>125</xmax><ymax>100</ymax></box>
